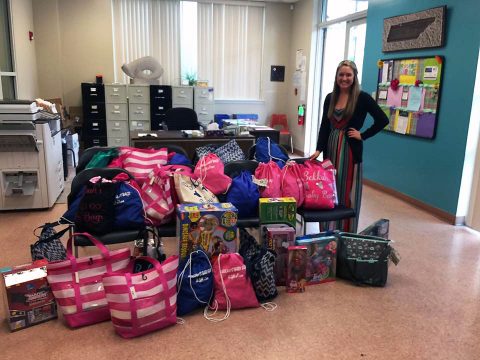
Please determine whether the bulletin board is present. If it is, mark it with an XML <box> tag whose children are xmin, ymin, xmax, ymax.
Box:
<box><xmin>376</xmin><ymin>56</ymin><xmax>444</xmax><ymax>139</ymax></box>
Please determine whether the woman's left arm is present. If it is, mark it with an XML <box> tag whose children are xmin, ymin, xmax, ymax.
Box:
<box><xmin>360</xmin><ymin>93</ymin><xmax>389</xmax><ymax>141</ymax></box>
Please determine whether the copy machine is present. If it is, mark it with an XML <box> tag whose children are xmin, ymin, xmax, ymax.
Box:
<box><xmin>0</xmin><ymin>101</ymin><xmax>64</xmax><ymax>210</ymax></box>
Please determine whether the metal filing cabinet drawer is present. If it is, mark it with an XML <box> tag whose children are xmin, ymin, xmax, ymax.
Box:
<box><xmin>106</xmin><ymin>103</ymin><xmax>128</xmax><ymax>121</ymax></box>
<box><xmin>172</xmin><ymin>86</ymin><xmax>193</xmax><ymax>107</ymax></box>
<box><xmin>128</xmin><ymin>85</ymin><xmax>150</xmax><ymax>104</ymax></box>
<box><xmin>107</xmin><ymin>119</ymin><xmax>129</xmax><ymax>138</ymax></box>
<box><xmin>105</xmin><ymin>84</ymin><xmax>127</xmax><ymax>103</ymax></box>
<box><xmin>129</xmin><ymin>103</ymin><xmax>150</xmax><ymax>121</ymax></box>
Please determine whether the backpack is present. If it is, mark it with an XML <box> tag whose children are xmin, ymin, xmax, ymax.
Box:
<box><xmin>254</xmin><ymin>137</ymin><xmax>289</xmax><ymax>169</ymax></box>
<box><xmin>226</xmin><ymin>170</ymin><xmax>259</xmax><ymax>218</ymax></box>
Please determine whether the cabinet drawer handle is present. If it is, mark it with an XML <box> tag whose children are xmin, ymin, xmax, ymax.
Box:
<box><xmin>113</xmin><ymin>111</ymin><xmax>121</xmax><ymax>114</ymax></box>
<box><xmin>134</xmin><ymin>111</ymin><xmax>144</xmax><ymax>114</ymax></box>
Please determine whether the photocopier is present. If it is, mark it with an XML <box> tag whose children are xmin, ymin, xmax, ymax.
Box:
<box><xmin>0</xmin><ymin>100</ymin><xmax>64</xmax><ymax>210</ymax></box>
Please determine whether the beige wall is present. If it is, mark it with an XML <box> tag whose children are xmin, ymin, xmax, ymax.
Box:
<box><xmin>34</xmin><ymin>0</ymin><xmax>114</xmax><ymax>108</ymax></box>
<box><xmin>11</xmin><ymin>0</ymin><xmax>39</xmax><ymax>99</ymax></box>
<box><xmin>287</xmin><ymin>0</ymin><xmax>315</xmax><ymax>154</ymax></box>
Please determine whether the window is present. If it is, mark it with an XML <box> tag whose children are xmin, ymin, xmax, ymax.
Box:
<box><xmin>0</xmin><ymin>0</ymin><xmax>16</xmax><ymax>100</ymax></box>
<box><xmin>112</xmin><ymin>0</ymin><xmax>265</xmax><ymax>100</ymax></box>
<box><xmin>306</xmin><ymin>0</ymin><xmax>367</xmax><ymax>153</ymax></box>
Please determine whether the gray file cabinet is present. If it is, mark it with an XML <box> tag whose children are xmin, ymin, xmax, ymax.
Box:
<box><xmin>194</xmin><ymin>86</ymin><xmax>215</xmax><ymax>128</ymax></box>
<box><xmin>105</xmin><ymin>84</ymin><xmax>129</xmax><ymax>147</ymax></box>
<box><xmin>128</xmin><ymin>84</ymin><xmax>151</xmax><ymax>132</ymax></box>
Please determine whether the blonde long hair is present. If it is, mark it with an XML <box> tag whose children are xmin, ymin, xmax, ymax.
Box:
<box><xmin>327</xmin><ymin>60</ymin><xmax>361</xmax><ymax>121</ymax></box>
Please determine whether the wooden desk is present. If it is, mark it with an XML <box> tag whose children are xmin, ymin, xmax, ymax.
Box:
<box><xmin>130</xmin><ymin>130</ymin><xmax>256</xmax><ymax>160</ymax></box>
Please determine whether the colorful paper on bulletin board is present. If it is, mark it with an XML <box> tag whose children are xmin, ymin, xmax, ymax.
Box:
<box><xmin>394</xmin><ymin>110</ymin><xmax>410</xmax><ymax>134</ymax></box>
<box><xmin>386</xmin><ymin>86</ymin><xmax>403</xmax><ymax>107</ymax></box>
<box><xmin>407</xmin><ymin>86</ymin><xmax>423</xmax><ymax>111</ymax></box>
<box><xmin>399</xmin><ymin>60</ymin><xmax>418</xmax><ymax>85</ymax></box>
<box><xmin>422</xmin><ymin>58</ymin><xmax>442</xmax><ymax>85</ymax></box>
<box><xmin>415</xmin><ymin>112</ymin><xmax>436</xmax><ymax>138</ymax></box>
<box><xmin>381</xmin><ymin>106</ymin><xmax>393</xmax><ymax>131</ymax></box>
<box><xmin>423</xmin><ymin>87</ymin><xmax>438</xmax><ymax>112</ymax></box>
<box><xmin>408</xmin><ymin>112</ymin><xmax>419</xmax><ymax>135</ymax></box>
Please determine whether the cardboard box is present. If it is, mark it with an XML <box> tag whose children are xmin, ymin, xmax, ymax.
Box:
<box><xmin>296</xmin><ymin>233</ymin><xmax>338</xmax><ymax>285</ymax></box>
<box><xmin>1</xmin><ymin>260</ymin><xmax>57</xmax><ymax>331</ymax></box>
<box><xmin>176</xmin><ymin>203</ymin><xmax>238</xmax><ymax>259</ymax></box>
<box><xmin>259</xmin><ymin>197</ymin><xmax>297</xmax><ymax>228</ymax></box>
<box><xmin>263</xmin><ymin>225</ymin><xmax>296</xmax><ymax>286</ymax></box>
<box><xmin>286</xmin><ymin>246</ymin><xmax>307</xmax><ymax>293</ymax></box>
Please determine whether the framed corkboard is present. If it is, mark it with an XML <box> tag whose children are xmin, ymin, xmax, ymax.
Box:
<box><xmin>376</xmin><ymin>56</ymin><xmax>444</xmax><ymax>139</ymax></box>
<box><xmin>383</xmin><ymin>6</ymin><xmax>446</xmax><ymax>53</ymax></box>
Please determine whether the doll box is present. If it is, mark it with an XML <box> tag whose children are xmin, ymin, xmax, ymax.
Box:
<box><xmin>263</xmin><ymin>225</ymin><xmax>296</xmax><ymax>286</ymax></box>
<box><xmin>296</xmin><ymin>233</ymin><xmax>338</xmax><ymax>285</ymax></box>
<box><xmin>286</xmin><ymin>246</ymin><xmax>308</xmax><ymax>293</ymax></box>
<box><xmin>1</xmin><ymin>259</ymin><xmax>57</xmax><ymax>332</ymax></box>
<box><xmin>176</xmin><ymin>203</ymin><xmax>238</xmax><ymax>259</ymax></box>
<box><xmin>259</xmin><ymin>197</ymin><xmax>297</xmax><ymax>229</ymax></box>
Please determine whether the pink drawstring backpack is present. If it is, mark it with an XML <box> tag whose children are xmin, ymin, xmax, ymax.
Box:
<box><xmin>254</xmin><ymin>161</ymin><xmax>282</xmax><ymax>198</ymax></box>
<box><xmin>194</xmin><ymin>153</ymin><xmax>232</xmax><ymax>195</ymax></box>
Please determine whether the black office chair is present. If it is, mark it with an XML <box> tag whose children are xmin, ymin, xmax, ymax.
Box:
<box><xmin>76</xmin><ymin>146</ymin><xmax>116</xmax><ymax>174</ymax></box>
<box><xmin>67</xmin><ymin>167</ymin><xmax>148</xmax><ymax>256</ymax></box>
<box><xmin>290</xmin><ymin>158</ymin><xmax>356</xmax><ymax>235</ymax></box>
<box><xmin>224</xmin><ymin>160</ymin><xmax>260</xmax><ymax>228</ymax></box>
<box><xmin>165</xmin><ymin>107</ymin><xmax>201</xmax><ymax>130</ymax></box>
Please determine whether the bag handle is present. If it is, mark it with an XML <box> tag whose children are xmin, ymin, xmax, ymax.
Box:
<box><xmin>204</xmin><ymin>253</ymin><xmax>231</xmax><ymax>322</ymax></box>
<box><xmin>32</xmin><ymin>226</ymin><xmax>71</xmax><ymax>246</ymax></box>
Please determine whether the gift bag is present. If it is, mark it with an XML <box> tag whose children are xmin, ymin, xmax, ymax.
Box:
<box><xmin>177</xmin><ymin>249</ymin><xmax>214</xmax><ymax>316</ymax></box>
<box><xmin>174</xmin><ymin>173</ymin><xmax>219</xmax><ymax>204</ymax></box>
<box><xmin>74</xmin><ymin>177</ymin><xmax>118</xmax><ymax>235</ymax></box>
<box><xmin>226</xmin><ymin>170</ymin><xmax>259</xmax><ymax>218</ymax></box>
<box><xmin>31</xmin><ymin>223</ymin><xmax>69</xmax><ymax>262</ymax></box>
<box><xmin>103</xmin><ymin>255</ymin><xmax>179</xmax><ymax>338</ymax></box>
<box><xmin>337</xmin><ymin>232</ymin><xmax>391</xmax><ymax>287</ymax></box>
<box><xmin>254</xmin><ymin>161</ymin><xmax>282</xmax><ymax>198</ymax></box>
<box><xmin>281</xmin><ymin>161</ymin><xmax>305</xmax><ymax>207</ymax></box>
<box><xmin>141</xmin><ymin>166</ymin><xmax>175</xmax><ymax>226</ymax></box>
<box><xmin>194</xmin><ymin>153</ymin><xmax>232</xmax><ymax>195</ymax></box>
<box><xmin>46</xmin><ymin>233</ymin><xmax>131</xmax><ymax>328</ymax></box>
<box><xmin>239</xmin><ymin>229</ymin><xmax>277</xmax><ymax>302</ymax></box>
<box><xmin>204</xmin><ymin>253</ymin><xmax>259</xmax><ymax>322</ymax></box>
<box><xmin>302</xmin><ymin>160</ymin><xmax>336</xmax><ymax>210</ymax></box>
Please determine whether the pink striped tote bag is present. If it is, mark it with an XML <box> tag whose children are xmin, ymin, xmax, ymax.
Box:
<box><xmin>46</xmin><ymin>233</ymin><xmax>131</xmax><ymax>328</ymax></box>
<box><xmin>119</xmin><ymin>147</ymin><xmax>168</xmax><ymax>185</ymax></box>
<box><xmin>102</xmin><ymin>255</ymin><xmax>179</xmax><ymax>338</ymax></box>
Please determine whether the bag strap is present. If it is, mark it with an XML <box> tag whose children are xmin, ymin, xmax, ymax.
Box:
<box><xmin>204</xmin><ymin>254</ymin><xmax>231</xmax><ymax>322</ymax></box>
<box><xmin>32</xmin><ymin>226</ymin><xmax>71</xmax><ymax>246</ymax></box>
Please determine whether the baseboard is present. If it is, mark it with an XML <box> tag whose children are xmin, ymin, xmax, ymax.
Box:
<box><xmin>363</xmin><ymin>179</ymin><xmax>456</xmax><ymax>224</ymax></box>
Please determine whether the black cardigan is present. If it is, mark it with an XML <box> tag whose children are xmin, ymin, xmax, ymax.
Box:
<box><xmin>316</xmin><ymin>91</ymin><xmax>389</xmax><ymax>163</ymax></box>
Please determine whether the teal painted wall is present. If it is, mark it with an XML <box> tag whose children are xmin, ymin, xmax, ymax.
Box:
<box><xmin>362</xmin><ymin>0</ymin><xmax>480</xmax><ymax>215</ymax></box>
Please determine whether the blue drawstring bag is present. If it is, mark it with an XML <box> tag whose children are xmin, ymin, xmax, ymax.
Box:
<box><xmin>254</xmin><ymin>137</ymin><xmax>289</xmax><ymax>169</ymax></box>
<box><xmin>169</xmin><ymin>153</ymin><xmax>191</xmax><ymax>166</ymax></box>
<box><xmin>176</xmin><ymin>249</ymin><xmax>214</xmax><ymax>316</ymax></box>
<box><xmin>62</xmin><ymin>179</ymin><xmax>145</xmax><ymax>231</ymax></box>
<box><xmin>226</xmin><ymin>170</ymin><xmax>259</xmax><ymax>218</ymax></box>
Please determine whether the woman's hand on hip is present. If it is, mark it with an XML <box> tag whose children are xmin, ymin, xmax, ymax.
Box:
<box><xmin>347</xmin><ymin>128</ymin><xmax>362</xmax><ymax>140</ymax></box>
<box><xmin>309</xmin><ymin>150</ymin><xmax>321</xmax><ymax>160</ymax></box>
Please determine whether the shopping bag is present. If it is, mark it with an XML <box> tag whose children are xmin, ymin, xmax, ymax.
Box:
<box><xmin>254</xmin><ymin>161</ymin><xmax>282</xmax><ymax>198</ymax></box>
<box><xmin>103</xmin><ymin>255</ymin><xmax>179</xmax><ymax>338</ymax></box>
<box><xmin>174</xmin><ymin>173</ymin><xmax>219</xmax><ymax>204</ymax></box>
<box><xmin>194</xmin><ymin>153</ymin><xmax>232</xmax><ymax>195</ymax></box>
<box><xmin>118</xmin><ymin>147</ymin><xmax>168</xmax><ymax>185</ymax></box>
<box><xmin>46</xmin><ymin>232</ymin><xmax>131</xmax><ymax>328</ymax></box>
<box><xmin>176</xmin><ymin>249</ymin><xmax>214</xmax><ymax>316</ymax></box>
<box><xmin>302</xmin><ymin>159</ymin><xmax>336</xmax><ymax>209</ymax></box>
<box><xmin>141</xmin><ymin>166</ymin><xmax>175</xmax><ymax>225</ymax></box>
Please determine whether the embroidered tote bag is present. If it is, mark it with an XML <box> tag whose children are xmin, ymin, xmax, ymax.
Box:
<box><xmin>302</xmin><ymin>160</ymin><xmax>336</xmax><ymax>210</ymax></box>
<box><xmin>102</xmin><ymin>255</ymin><xmax>179</xmax><ymax>338</ymax></box>
<box><xmin>46</xmin><ymin>233</ymin><xmax>131</xmax><ymax>328</ymax></box>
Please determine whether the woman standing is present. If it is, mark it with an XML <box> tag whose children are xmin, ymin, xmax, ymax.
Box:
<box><xmin>310</xmin><ymin>60</ymin><xmax>388</xmax><ymax>233</ymax></box>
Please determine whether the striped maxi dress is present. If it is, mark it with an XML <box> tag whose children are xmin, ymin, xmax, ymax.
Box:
<box><xmin>320</xmin><ymin>108</ymin><xmax>362</xmax><ymax>233</ymax></box>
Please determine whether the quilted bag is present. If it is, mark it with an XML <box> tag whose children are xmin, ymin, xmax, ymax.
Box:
<box><xmin>194</xmin><ymin>153</ymin><xmax>232</xmax><ymax>195</ymax></box>
<box><xmin>31</xmin><ymin>222</ymin><xmax>69</xmax><ymax>262</ymax></box>
<box><xmin>177</xmin><ymin>249</ymin><xmax>214</xmax><ymax>316</ymax></box>
<box><xmin>103</xmin><ymin>255</ymin><xmax>179</xmax><ymax>338</ymax></box>
<box><xmin>46</xmin><ymin>232</ymin><xmax>131</xmax><ymax>328</ymax></box>
<box><xmin>239</xmin><ymin>229</ymin><xmax>277</xmax><ymax>302</ymax></box>
<box><xmin>213</xmin><ymin>139</ymin><xmax>245</xmax><ymax>163</ymax></box>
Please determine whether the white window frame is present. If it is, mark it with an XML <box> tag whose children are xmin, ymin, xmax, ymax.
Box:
<box><xmin>0</xmin><ymin>0</ymin><xmax>17</xmax><ymax>100</ymax></box>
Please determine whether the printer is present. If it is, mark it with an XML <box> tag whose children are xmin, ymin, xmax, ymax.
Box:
<box><xmin>0</xmin><ymin>100</ymin><xmax>64</xmax><ymax>210</ymax></box>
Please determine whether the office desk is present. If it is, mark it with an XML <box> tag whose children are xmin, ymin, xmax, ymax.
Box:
<box><xmin>130</xmin><ymin>130</ymin><xmax>256</xmax><ymax>160</ymax></box>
